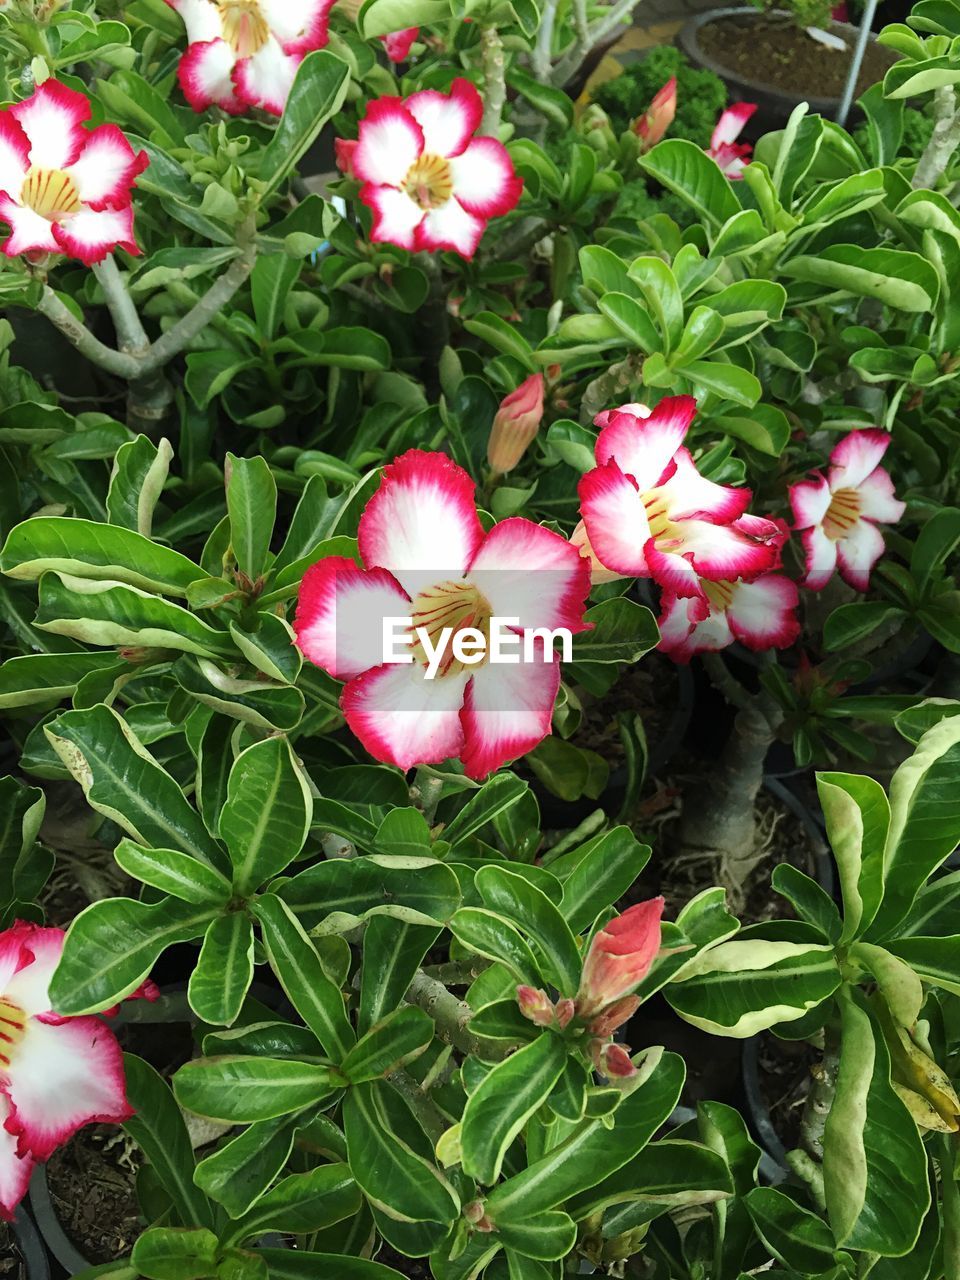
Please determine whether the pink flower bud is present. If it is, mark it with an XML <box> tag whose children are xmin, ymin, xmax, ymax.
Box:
<box><xmin>335</xmin><ymin>138</ymin><xmax>358</xmax><ymax>178</ymax></box>
<box><xmin>517</xmin><ymin>985</ymin><xmax>554</xmax><ymax>1026</ymax></box>
<box><xmin>597</xmin><ymin>1042</ymin><xmax>639</xmax><ymax>1079</ymax></box>
<box><xmin>487</xmin><ymin>374</ymin><xmax>545</xmax><ymax>474</ymax></box>
<box><xmin>632</xmin><ymin>77</ymin><xmax>677</xmax><ymax>152</ymax></box>
<box><xmin>555</xmin><ymin>997</ymin><xmax>575</xmax><ymax>1029</ymax></box>
<box><xmin>586</xmin><ymin>994</ymin><xmax>640</xmax><ymax>1038</ymax></box>
<box><xmin>576</xmin><ymin>898</ymin><xmax>664</xmax><ymax>1018</ymax></box>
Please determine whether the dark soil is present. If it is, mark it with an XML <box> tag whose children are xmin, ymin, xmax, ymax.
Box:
<box><xmin>575</xmin><ymin>652</ymin><xmax>682</xmax><ymax>771</ymax></box>
<box><xmin>755</xmin><ymin>1032</ymin><xmax>818</xmax><ymax>1154</ymax></box>
<box><xmin>0</xmin><ymin>1222</ymin><xmax>24</xmax><ymax>1279</ymax></box>
<box><xmin>376</xmin><ymin>1246</ymin><xmax>431</xmax><ymax>1278</ymax></box>
<box><xmin>698</xmin><ymin>14</ymin><xmax>897</xmax><ymax>98</ymax></box>
<box><xmin>46</xmin><ymin>1125</ymin><xmax>142</xmax><ymax>1266</ymax></box>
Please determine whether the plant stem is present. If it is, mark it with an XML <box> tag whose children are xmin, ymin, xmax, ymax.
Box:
<box><xmin>702</xmin><ymin>651</ymin><xmax>755</xmax><ymax>713</ymax></box>
<box><xmin>37</xmin><ymin>286</ymin><xmax>142</xmax><ymax>379</ymax></box>
<box><xmin>550</xmin><ymin>0</ymin><xmax>643</xmax><ymax>87</ymax></box>
<box><xmin>579</xmin><ymin>353</ymin><xmax>643</xmax><ymax>424</ymax></box>
<box><xmin>913</xmin><ymin>84</ymin><xmax>960</xmax><ymax>189</ymax></box>
<box><xmin>405</xmin><ymin>969</ymin><xmax>501</xmax><ymax>1058</ymax></box>
<box><xmin>532</xmin><ymin>0</ymin><xmax>558</xmax><ymax>81</ymax></box>
<box><xmin>800</xmin><ymin>1020</ymin><xmax>841</xmax><ymax>1161</ymax></box>
<box><xmin>94</xmin><ymin>255</ymin><xmax>174</xmax><ymax>433</ymax></box>
<box><xmin>480</xmin><ymin>24</ymin><xmax>507</xmax><ymax>136</ymax></box>
<box><xmin>145</xmin><ymin>247</ymin><xmax>255</xmax><ymax>373</ymax></box>
<box><xmin>390</xmin><ymin>1069</ymin><xmax>452</xmax><ymax>1145</ymax></box>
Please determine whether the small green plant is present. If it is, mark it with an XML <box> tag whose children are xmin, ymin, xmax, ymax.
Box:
<box><xmin>591</xmin><ymin>46</ymin><xmax>727</xmax><ymax>145</ymax></box>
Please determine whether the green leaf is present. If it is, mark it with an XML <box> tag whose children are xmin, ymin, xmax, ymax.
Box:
<box><xmin>463</xmin><ymin>313</ymin><xmax>536</xmax><ymax>369</ymax></box>
<box><xmin>258</xmin><ymin>1253</ymin><xmax>404</xmax><ymax>1279</ymax></box>
<box><xmin>568</xmin><ymin>1137</ymin><xmax>733</xmax><ymax>1218</ymax></box>
<box><xmin>506</xmin><ymin>68</ymin><xmax>573</xmax><ymax>129</ymax></box>
<box><xmin>279</xmin><ymin>855</ymin><xmax>461</xmax><ymax>931</ymax></box>
<box><xmin>869</xmin><ymin>715</ymin><xmax>960</xmax><ymax>938</ymax></box>
<box><xmin>174</xmin><ymin>1056</ymin><xmax>341</xmax><ymax>1124</ymax></box>
<box><xmin>50</xmin><ymin>896</ymin><xmax>216</xmax><ymax>1014</ymax></box>
<box><xmin>557</xmin><ymin>827</ymin><xmax>651</xmax><ymax>933</ymax></box>
<box><xmin>449</xmin><ymin>907</ymin><xmax>543</xmax><ymax>988</ymax></box>
<box><xmin>107</xmin><ymin>436</ymin><xmax>173</xmax><ymax>538</ymax></box>
<box><xmin>188</xmin><ymin>913</ymin><xmax>255</xmax><ymax>1026</ymax></box>
<box><xmin>194</xmin><ymin>1114</ymin><xmax>300</xmax><ymax>1219</ymax></box>
<box><xmin>476</xmin><ymin>866</ymin><xmax>581</xmax><ymax>996</ymax></box>
<box><xmin>340</xmin><ymin>1006</ymin><xmax>433</xmax><ymax>1083</ymax></box>
<box><xmin>258</xmin><ymin>51</ymin><xmax>350</xmax><ymax>193</ymax></box>
<box><xmin>783</xmin><ymin>245</ymin><xmax>939</xmax><ymax>312</ymax></box>
<box><xmin>123</xmin><ymin>1055</ymin><xmax>214</xmax><ymax>1230</ymax></box>
<box><xmin>0</xmin><ymin>651</ymin><xmax>121</xmax><ymax>709</ymax></box>
<box><xmin>626</xmin><ymin>257</ymin><xmax>684</xmax><ymax>352</ymax></box>
<box><xmin>45</xmin><ymin>705</ymin><xmax>226</xmax><ymax>867</ymax></box>
<box><xmin>223</xmin><ymin>1164</ymin><xmax>360</xmax><ymax>1246</ymax></box>
<box><xmin>359</xmin><ymin>918</ymin><xmax>437</xmax><ymax>1036</ymax></box>
<box><xmin>910</xmin><ymin>506</ymin><xmax>960</xmax><ymax>595</ymax></box>
<box><xmin>461</xmin><ymin>1034</ymin><xmax>567</xmax><ymax>1185</ymax></box>
<box><xmin>229</xmin><ymin>614</ymin><xmax>301</xmax><ymax>684</ymax></box>
<box><xmin>1</xmin><ymin>516</ymin><xmax>203</xmax><ymax>595</ymax></box>
<box><xmin>745</xmin><ymin>1187</ymin><xmax>843</xmax><ymax>1272</ymax></box>
<box><xmin>823</xmin><ymin>991</ymin><xmax>929</xmax><ymax>1255</ymax></box>
<box><xmin>225</xmin><ymin>453</ymin><xmax>276</xmax><ymax>584</ymax></box>
<box><xmin>666</xmin><ymin>939</ymin><xmax>841</xmax><ymax>1037</ymax></box>
<box><xmin>816</xmin><ymin>772</ymin><xmax>889</xmax><ymax>943</ymax></box>
<box><xmin>714</xmin><ymin>403</ymin><xmax>791</xmax><ymax>456</ymax></box>
<box><xmin>113</xmin><ymin>839</ymin><xmax>232</xmax><ymax>905</ymax></box>
<box><xmin>343</xmin><ymin>1081</ymin><xmax>461</xmax><ymax>1224</ymax></box>
<box><xmin>569</xmin><ymin>597</ymin><xmax>660</xmax><ymax>665</ymax></box>
<box><xmin>253</xmin><ymin>894</ymin><xmax>355</xmax><ymax>1059</ymax></box>
<box><xmin>486</xmin><ymin>1051</ymin><xmax>684</xmax><ymax>1218</ymax></box>
<box><xmin>825</xmin><ymin>602</ymin><xmax>903</xmax><ymax>651</ymax></box>
<box><xmin>173</xmin><ymin>657</ymin><xmax>304</xmax><ymax>732</ymax></box>
<box><xmin>639</xmin><ymin>139</ymin><xmax>741</xmax><ymax>227</ymax></box>
<box><xmin>35</xmin><ymin>572</ymin><xmax>235</xmax><ymax>658</ymax></box>
<box><xmin>684</xmin><ymin>360</ymin><xmax>761</xmax><ymax>407</ymax></box>
<box><xmin>444</xmin><ymin>774</ymin><xmax>532</xmax><ymax>845</ymax></box>
<box><xmin>131</xmin><ymin>1228</ymin><xmax>218</xmax><ymax>1280</ymax></box>
<box><xmin>597</xmin><ymin>292</ymin><xmax>660</xmax><ymax>355</ymax></box>
<box><xmin>220</xmin><ymin>738</ymin><xmax>312</xmax><ymax>893</ymax></box>
<box><xmin>251</xmin><ymin>255</ymin><xmax>301</xmax><ymax>342</ymax></box>
<box><xmin>358</xmin><ymin>0</ymin><xmax>449</xmax><ymax>36</ymax></box>
<box><xmin>772</xmin><ymin>864</ymin><xmax>841</xmax><ymax>943</ymax></box>
<box><xmin>493</xmin><ymin>1211</ymin><xmax>576</xmax><ymax>1261</ymax></box>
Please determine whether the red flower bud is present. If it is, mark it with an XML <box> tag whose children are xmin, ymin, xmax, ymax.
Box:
<box><xmin>576</xmin><ymin>898</ymin><xmax>664</xmax><ymax>1018</ymax></box>
<box><xmin>487</xmin><ymin>373</ymin><xmax>544</xmax><ymax>474</ymax></box>
<box><xmin>517</xmin><ymin>985</ymin><xmax>554</xmax><ymax>1026</ymax></box>
<box><xmin>555</xmin><ymin>997</ymin><xmax>575</xmax><ymax>1029</ymax></box>
<box><xmin>335</xmin><ymin>138</ymin><xmax>359</xmax><ymax>179</ymax></box>
<box><xmin>631</xmin><ymin>77</ymin><xmax>677</xmax><ymax>152</ymax></box>
<box><xmin>597</xmin><ymin>1041</ymin><xmax>638</xmax><ymax>1079</ymax></box>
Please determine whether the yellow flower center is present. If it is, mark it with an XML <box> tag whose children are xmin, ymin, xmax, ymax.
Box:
<box><xmin>0</xmin><ymin>998</ymin><xmax>26</xmax><ymax>1071</ymax></box>
<box><xmin>20</xmin><ymin>167</ymin><xmax>82</xmax><ymax>221</ymax></box>
<box><xmin>823</xmin><ymin>486</ymin><xmax>861</xmax><ymax>540</ymax></box>
<box><xmin>217</xmin><ymin>0</ymin><xmax>270</xmax><ymax>56</ymax></box>
<box><xmin>410</xmin><ymin>580</ymin><xmax>492</xmax><ymax>677</ymax></box>
<box><xmin>404</xmin><ymin>154</ymin><xmax>454</xmax><ymax>210</ymax></box>
<box><xmin>702</xmin><ymin>579</ymin><xmax>736</xmax><ymax>611</ymax></box>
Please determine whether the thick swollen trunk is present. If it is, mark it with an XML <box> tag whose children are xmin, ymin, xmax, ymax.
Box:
<box><xmin>676</xmin><ymin>696</ymin><xmax>779</xmax><ymax>904</ymax></box>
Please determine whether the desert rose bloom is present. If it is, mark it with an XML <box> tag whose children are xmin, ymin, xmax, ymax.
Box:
<box><xmin>294</xmin><ymin>450</ymin><xmax>591</xmax><ymax>778</ymax></box>
<box><xmin>577</xmin><ymin>898</ymin><xmax>664</xmax><ymax>1019</ymax></box>
<box><xmin>0</xmin><ymin>923</ymin><xmax>145</xmax><ymax>1219</ymax></box>
<box><xmin>659</xmin><ymin>566</ymin><xmax>801</xmax><ymax>663</ymax></box>
<box><xmin>632</xmin><ymin>76</ymin><xmax>676</xmax><ymax>152</ymax></box>
<box><xmin>382</xmin><ymin>27</ymin><xmax>418</xmax><ymax>60</ymax></box>
<box><xmin>165</xmin><ymin>0</ymin><xmax>335</xmax><ymax>116</ymax></box>
<box><xmin>708</xmin><ymin>103</ymin><xmax>756</xmax><ymax>178</ymax></box>
<box><xmin>487</xmin><ymin>373</ymin><xmax>545</xmax><ymax>474</ymax></box>
<box><xmin>578</xmin><ymin>396</ymin><xmax>783</xmax><ymax>599</ymax></box>
<box><xmin>0</xmin><ymin>81</ymin><xmax>147</xmax><ymax>266</ymax></box>
<box><xmin>789</xmin><ymin>429</ymin><xmax>906</xmax><ymax>592</ymax></box>
<box><xmin>351</xmin><ymin>78</ymin><xmax>522</xmax><ymax>259</ymax></box>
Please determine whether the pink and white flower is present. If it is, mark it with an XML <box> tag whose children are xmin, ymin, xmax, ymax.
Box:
<box><xmin>708</xmin><ymin>103</ymin><xmax>756</xmax><ymax>178</ymax></box>
<box><xmin>632</xmin><ymin>76</ymin><xmax>676</xmax><ymax>152</ymax></box>
<box><xmin>0</xmin><ymin>81</ymin><xmax>147</xmax><ymax>266</ymax></box>
<box><xmin>658</xmin><ymin>565</ymin><xmax>801</xmax><ymax>663</ymax></box>
<box><xmin>165</xmin><ymin>0</ymin><xmax>336</xmax><ymax>116</ymax></box>
<box><xmin>351</xmin><ymin>78</ymin><xmax>522</xmax><ymax>259</ymax></box>
<box><xmin>578</xmin><ymin>397</ymin><xmax>783</xmax><ymax>600</ymax></box>
<box><xmin>294</xmin><ymin>450</ymin><xmax>590</xmax><ymax>779</ymax></box>
<box><xmin>382</xmin><ymin>27</ymin><xmax>418</xmax><ymax>60</ymax></box>
<box><xmin>0</xmin><ymin>923</ymin><xmax>143</xmax><ymax>1220</ymax></box>
<box><xmin>789</xmin><ymin>429</ymin><xmax>906</xmax><ymax>592</ymax></box>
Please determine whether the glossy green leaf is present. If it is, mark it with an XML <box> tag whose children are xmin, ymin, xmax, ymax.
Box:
<box><xmin>476</xmin><ymin>866</ymin><xmax>581</xmax><ymax>997</ymax></box>
<box><xmin>174</xmin><ymin>1056</ymin><xmax>341</xmax><ymax>1124</ymax></box>
<box><xmin>257</xmin><ymin>51</ymin><xmax>350</xmax><ymax>193</ymax></box>
<box><xmin>449</xmin><ymin>906</ymin><xmax>543</xmax><ymax>988</ymax></box>
<box><xmin>188</xmin><ymin>913</ymin><xmax>255</xmax><ymax>1026</ymax></box>
<box><xmin>817</xmin><ymin>771</ymin><xmax>889</xmax><ymax>943</ymax></box>
<box><xmin>195</xmin><ymin>1114</ymin><xmax>301</xmax><ymax>1219</ymax></box>
<box><xmin>340</xmin><ymin>1006</ymin><xmax>433</xmax><ymax>1083</ymax></box>
<box><xmin>107</xmin><ymin>436</ymin><xmax>173</xmax><ymax>538</ymax></box>
<box><xmin>114</xmin><ymin>839</ymin><xmax>232</xmax><ymax>906</ymax></box>
<box><xmin>225</xmin><ymin>453</ymin><xmax>276</xmax><ymax>583</ymax></box>
<box><xmin>783</xmin><ymin>245</ymin><xmax>940</xmax><ymax>311</ymax></box>
<box><xmin>223</xmin><ymin>1164</ymin><xmax>360</xmax><ymax>1246</ymax></box>
<box><xmin>639</xmin><ymin>139</ymin><xmax>741</xmax><ymax>227</ymax></box>
<box><xmin>131</xmin><ymin>1227</ymin><xmax>218</xmax><ymax>1280</ymax></box>
<box><xmin>220</xmin><ymin>738</ymin><xmax>312</xmax><ymax>892</ymax></box>
<box><xmin>0</xmin><ymin>651</ymin><xmax>120</xmax><ymax>708</ymax></box>
<box><xmin>278</xmin><ymin>855</ymin><xmax>461</xmax><ymax>931</ymax></box>
<box><xmin>557</xmin><ymin>827</ymin><xmax>650</xmax><ymax>933</ymax></box>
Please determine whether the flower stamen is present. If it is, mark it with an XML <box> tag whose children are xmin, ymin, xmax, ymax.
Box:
<box><xmin>404</xmin><ymin>154</ymin><xmax>454</xmax><ymax>210</ymax></box>
<box><xmin>824</xmin><ymin>486</ymin><xmax>861</xmax><ymax>540</ymax></box>
<box><xmin>0</xmin><ymin>998</ymin><xmax>26</xmax><ymax>1068</ymax></box>
<box><xmin>217</xmin><ymin>0</ymin><xmax>270</xmax><ymax>56</ymax></box>
<box><xmin>20</xmin><ymin>168</ymin><xmax>82</xmax><ymax>221</ymax></box>
<box><xmin>410</xmin><ymin>580</ymin><xmax>492</xmax><ymax>676</ymax></box>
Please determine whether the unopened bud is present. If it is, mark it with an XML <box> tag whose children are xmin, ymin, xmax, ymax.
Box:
<box><xmin>517</xmin><ymin>985</ymin><xmax>554</xmax><ymax>1027</ymax></box>
<box><xmin>555</xmin><ymin>997</ymin><xmax>575</xmax><ymax>1029</ymax></box>
<box><xmin>596</xmin><ymin>1042</ymin><xmax>638</xmax><ymax>1080</ymax></box>
<box><xmin>487</xmin><ymin>373</ymin><xmax>544</xmax><ymax>474</ymax></box>
<box><xmin>631</xmin><ymin>77</ymin><xmax>677</xmax><ymax>153</ymax></box>
<box><xmin>587</xmin><ymin>995</ymin><xmax>640</xmax><ymax>1038</ymax></box>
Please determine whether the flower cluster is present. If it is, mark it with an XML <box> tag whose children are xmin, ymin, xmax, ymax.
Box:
<box><xmin>165</xmin><ymin>0</ymin><xmax>336</xmax><ymax>116</ymax></box>
<box><xmin>0</xmin><ymin>923</ymin><xmax>152</xmax><ymax>1219</ymax></box>
<box><xmin>343</xmin><ymin>78</ymin><xmax>522</xmax><ymax>259</ymax></box>
<box><xmin>0</xmin><ymin>81</ymin><xmax>147</xmax><ymax>266</ymax></box>
<box><xmin>516</xmin><ymin>898</ymin><xmax>665</xmax><ymax>1081</ymax></box>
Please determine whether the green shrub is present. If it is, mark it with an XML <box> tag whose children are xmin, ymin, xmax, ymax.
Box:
<box><xmin>592</xmin><ymin>45</ymin><xmax>727</xmax><ymax>145</ymax></box>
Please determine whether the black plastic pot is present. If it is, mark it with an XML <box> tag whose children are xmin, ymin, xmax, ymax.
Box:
<box><xmin>742</xmin><ymin>1035</ymin><xmax>791</xmax><ymax>1176</ymax></box>
<box><xmin>679</xmin><ymin>7</ymin><xmax>886</xmax><ymax>129</ymax></box>
<box><xmin>29</xmin><ymin>1166</ymin><xmax>86</xmax><ymax>1277</ymax></box>
<box><xmin>11</xmin><ymin>1205</ymin><xmax>50</xmax><ymax>1280</ymax></box>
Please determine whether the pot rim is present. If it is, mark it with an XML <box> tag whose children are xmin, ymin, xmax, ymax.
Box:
<box><xmin>679</xmin><ymin>6</ymin><xmax>882</xmax><ymax>111</ymax></box>
<box><xmin>12</xmin><ymin>1204</ymin><xmax>51</xmax><ymax>1280</ymax></box>
<box><xmin>29</xmin><ymin>1164</ymin><xmax>90</xmax><ymax>1276</ymax></box>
